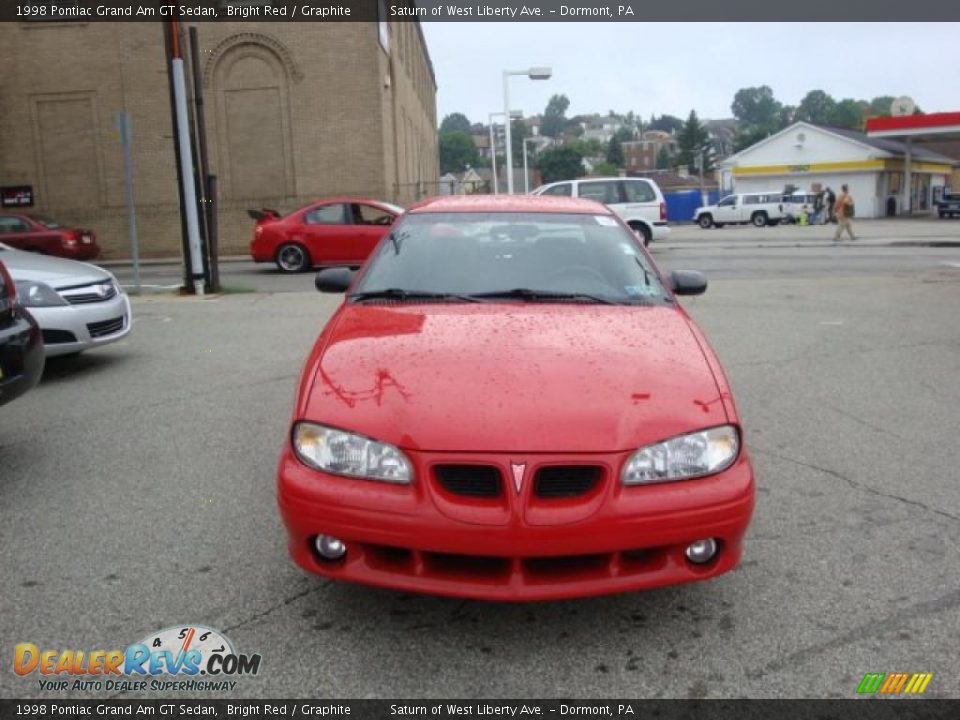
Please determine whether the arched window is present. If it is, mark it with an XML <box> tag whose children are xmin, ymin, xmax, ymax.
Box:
<box><xmin>211</xmin><ymin>37</ymin><xmax>295</xmax><ymax>200</ymax></box>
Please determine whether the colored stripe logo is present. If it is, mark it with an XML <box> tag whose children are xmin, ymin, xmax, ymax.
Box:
<box><xmin>857</xmin><ymin>672</ymin><xmax>933</xmax><ymax>695</ymax></box>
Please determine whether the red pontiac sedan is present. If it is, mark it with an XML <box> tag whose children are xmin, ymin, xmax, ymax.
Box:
<box><xmin>249</xmin><ymin>197</ymin><xmax>403</xmax><ymax>273</ymax></box>
<box><xmin>277</xmin><ymin>194</ymin><xmax>755</xmax><ymax>601</ymax></box>
<box><xmin>0</xmin><ymin>213</ymin><xmax>100</xmax><ymax>261</ymax></box>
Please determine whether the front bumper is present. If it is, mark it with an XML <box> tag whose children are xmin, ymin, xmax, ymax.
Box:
<box><xmin>29</xmin><ymin>292</ymin><xmax>132</xmax><ymax>357</ymax></box>
<box><xmin>277</xmin><ymin>446</ymin><xmax>755</xmax><ymax>601</ymax></box>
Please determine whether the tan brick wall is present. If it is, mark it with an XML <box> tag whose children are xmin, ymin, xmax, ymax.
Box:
<box><xmin>0</xmin><ymin>21</ymin><xmax>438</xmax><ymax>260</ymax></box>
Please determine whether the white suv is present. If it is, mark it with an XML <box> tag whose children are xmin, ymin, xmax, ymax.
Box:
<box><xmin>531</xmin><ymin>177</ymin><xmax>669</xmax><ymax>245</ymax></box>
<box><xmin>694</xmin><ymin>192</ymin><xmax>784</xmax><ymax>228</ymax></box>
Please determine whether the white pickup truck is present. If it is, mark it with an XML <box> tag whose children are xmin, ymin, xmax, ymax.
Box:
<box><xmin>694</xmin><ymin>192</ymin><xmax>785</xmax><ymax>228</ymax></box>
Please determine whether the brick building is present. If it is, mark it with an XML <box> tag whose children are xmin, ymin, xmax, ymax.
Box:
<box><xmin>0</xmin><ymin>21</ymin><xmax>438</xmax><ymax>258</ymax></box>
<box><xmin>622</xmin><ymin>131</ymin><xmax>678</xmax><ymax>172</ymax></box>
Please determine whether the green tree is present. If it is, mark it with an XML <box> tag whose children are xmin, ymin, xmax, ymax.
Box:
<box><xmin>606</xmin><ymin>135</ymin><xmax>625</xmax><ymax>167</ymax></box>
<box><xmin>829</xmin><ymin>99</ymin><xmax>865</xmax><ymax>129</ymax></box>
<box><xmin>536</xmin><ymin>146</ymin><xmax>584</xmax><ymax>183</ymax></box>
<box><xmin>655</xmin><ymin>147</ymin><xmax>672</xmax><ymax>169</ymax></box>
<box><xmin>677</xmin><ymin>110</ymin><xmax>712</xmax><ymax>174</ymax></box>
<box><xmin>568</xmin><ymin>138</ymin><xmax>604</xmax><ymax>157</ymax></box>
<box><xmin>731</xmin><ymin>85</ymin><xmax>783</xmax><ymax>131</ymax></box>
<box><xmin>541</xmin><ymin>94</ymin><xmax>571</xmax><ymax>138</ymax></box>
<box><xmin>648</xmin><ymin>114</ymin><xmax>684</xmax><ymax>134</ymax></box>
<box><xmin>509</xmin><ymin>118</ymin><xmax>528</xmax><ymax>167</ymax></box>
<box><xmin>868</xmin><ymin>95</ymin><xmax>896</xmax><ymax>118</ymax></box>
<box><xmin>591</xmin><ymin>161</ymin><xmax>619</xmax><ymax>176</ymax></box>
<box><xmin>439</xmin><ymin>112</ymin><xmax>472</xmax><ymax>135</ymax></box>
<box><xmin>796</xmin><ymin>90</ymin><xmax>837</xmax><ymax>125</ymax></box>
<box><xmin>438</xmin><ymin>131</ymin><xmax>478</xmax><ymax>174</ymax></box>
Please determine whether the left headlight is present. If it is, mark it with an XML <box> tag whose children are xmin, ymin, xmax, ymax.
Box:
<box><xmin>292</xmin><ymin>421</ymin><xmax>413</xmax><ymax>484</ymax></box>
<box><xmin>621</xmin><ymin>425</ymin><xmax>739</xmax><ymax>485</ymax></box>
<box><xmin>14</xmin><ymin>281</ymin><xmax>68</xmax><ymax>308</ymax></box>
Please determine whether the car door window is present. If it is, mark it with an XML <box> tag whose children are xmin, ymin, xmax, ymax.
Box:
<box><xmin>621</xmin><ymin>180</ymin><xmax>655</xmax><ymax>203</ymax></box>
<box><xmin>304</xmin><ymin>204</ymin><xmax>347</xmax><ymax>225</ymax></box>
<box><xmin>578</xmin><ymin>181</ymin><xmax>621</xmax><ymax>204</ymax></box>
<box><xmin>0</xmin><ymin>217</ymin><xmax>30</xmax><ymax>233</ymax></box>
<box><xmin>540</xmin><ymin>184</ymin><xmax>572</xmax><ymax>197</ymax></box>
<box><xmin>352</xmin><ymin>204</ymin><xmax>394</xmax><ymax>226</ymax></box>
<box><xmin>718</xmin><ymin>196</ymin><xmax>736</xmax><ymax>207</ymax></box>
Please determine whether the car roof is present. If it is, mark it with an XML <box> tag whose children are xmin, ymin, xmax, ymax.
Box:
<box><xmin>299</xmin><ymin>196</ymin><xmax>399</xmax><ymax>210</ymax></box>
<box><xmin>407</xmin><ymin>194</ymin><xmax>613</xmax><ymax>215</ymax></box>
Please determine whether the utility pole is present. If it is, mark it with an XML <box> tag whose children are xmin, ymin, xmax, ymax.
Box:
<box><xmin>165</xmin><ymin>19</ymin><xmax>205</xmax><ymax>296</ymax></box>
<box><xmin>114</xmin><ymin>111</ymin><xmax>141</xmax><ymax>295</ymax></box>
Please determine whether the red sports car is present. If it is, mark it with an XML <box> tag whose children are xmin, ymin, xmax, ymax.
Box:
<box><xmin>0</xmin><ymin>213</ymin><xmax>100</xmax><ymax>261</ymax></box>
<box><xmin>249</xmin><ymin>197</ymin><xmax>403</xmax><ymax>273</ymax></box>
<box><xmin>277</xmin><ymin>194</ymin><xmax>755</xmax><ymax>601</ymax></box>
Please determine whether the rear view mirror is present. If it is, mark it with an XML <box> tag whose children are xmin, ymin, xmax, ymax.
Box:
<box><xmin>670</xmin><ymin>270</ymin><xmax>707</xmax><ymax>296</ymax></box>
<box><xmin>315</xmin><ymin>267</ymin><xmax>355</xmax><ymax>293</ymax></box>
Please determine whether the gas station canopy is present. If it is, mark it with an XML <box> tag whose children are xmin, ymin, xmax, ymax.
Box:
<box><xmin>866</xmin><ymin>112</ymin><xmax>960</xmax><ymax>211</ymax></box>
<box><xmin>866</xmin><ymin>112</ymin><xmax>960</xmax><ymax>142</ymax></box>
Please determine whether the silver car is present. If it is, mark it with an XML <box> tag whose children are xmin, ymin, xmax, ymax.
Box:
<box><xmin>0</xmin><ymin>244</ymin><xmax>132</xmax><ymax>357</ymax></box>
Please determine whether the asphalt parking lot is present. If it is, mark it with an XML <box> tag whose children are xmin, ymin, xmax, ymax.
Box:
<box><xmin>2</xmin><ymin>219</ymin><xmax>960</xmax><ymax>699</ymax></box>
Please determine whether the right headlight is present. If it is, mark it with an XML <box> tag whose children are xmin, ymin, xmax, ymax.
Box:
<box><xmin>292</xmin><ymin>421</ymin><xmax>413</xmax><ymax>484</ymax></box>
<box><xmin>621</xmin><ymin>425</ymin><xmax>739</xmax><ymax>485</ymax></box>
<box><xmin>14</xmin><ymin>281</ymin><xmax>68</xmax><ymax>308</ymax></box>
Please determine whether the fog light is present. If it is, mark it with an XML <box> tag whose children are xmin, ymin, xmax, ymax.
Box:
<box><xmin>685</xmin><ymin>538</ymin><xmax>718</xmax><ymax>565</ymax></box>
<box><xmin>314</xmin><ymin>535</ymin><xmax>346</xmax><ymax>561</ymax></box>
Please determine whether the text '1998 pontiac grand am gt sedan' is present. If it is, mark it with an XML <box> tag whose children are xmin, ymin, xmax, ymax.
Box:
<box><xmin>277</xmin><ymin>194</ymin><xmax>755</xmax><ymax>601</ymax></box>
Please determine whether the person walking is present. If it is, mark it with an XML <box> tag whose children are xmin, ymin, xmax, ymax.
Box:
<box><xmin>811</xmin><ymin>190</ymin><xmax>825</xmax><ymax>225</ymax></box>
<box><xmin>825</xmin><ymin>187</ymin><xmax>837</xmax><ymax>223</ymax></box>
<box><xmin>832</xmin><ymin>184</ymin><xmax>856</xmax><ymax>242</ymax></box>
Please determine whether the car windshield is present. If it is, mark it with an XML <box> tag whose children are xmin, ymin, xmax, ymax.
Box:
<box><xmin>30</xmin><ymin>216</ymin><xmax>62</xmax><ymax>229</ymax></box>
<box><xmin>350</xmin><ymin>211</ymin><xmax>668</xmax><ymax>306</ymax></box>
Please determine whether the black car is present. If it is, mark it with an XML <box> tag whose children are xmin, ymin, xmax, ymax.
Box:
<box><xmin>0</xmin><ymin>259</ymin><xmax>44</xmax><ymax>407</ymax></box>
<box><xmin>936</xmin><ymin>192</ymin><xmax>960</xmax><ymax>218</ymax></box>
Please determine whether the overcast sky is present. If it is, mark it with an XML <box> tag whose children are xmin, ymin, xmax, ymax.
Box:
<box><xmin>420</xmin><ymin>23</ymin><xmax>958</xmax><ymax>124</ymax></box>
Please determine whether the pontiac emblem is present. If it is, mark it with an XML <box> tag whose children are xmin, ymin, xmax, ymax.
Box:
<box><xmin>510</xmin><ymin>462</ymin><xmax>526</xmax><ymax>493</ymax></box>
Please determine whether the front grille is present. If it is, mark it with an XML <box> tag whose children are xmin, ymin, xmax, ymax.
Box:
<box><xmin>42</xmin><ymin>329</ymin><xmax>78</xmax><ymax>344</ymax></box>
<box><xmin>534</xmin><ymin>466</ymin><xmax>602</xmax><ymax>498</ymax></box>
<box><xmin>435</xmin><ymin>465</ymin><xmax>501</xmax><ymax>498</ymax></box>
<box><xmin>61</xmin><ymin>283</ymin><xmax>117</xmax><ymax>305</ymax></box>
<box><xmin>87</xmin><ymin>316</ymin><xmax>125</xmax><ymax>338</ymax></box>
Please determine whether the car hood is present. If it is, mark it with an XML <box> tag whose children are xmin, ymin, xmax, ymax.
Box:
<box><xmin>302</xmin><ymin>304</ymin><xmax>728</xmax><ymax>453</ymax></box>
<box><xmin>0</xmin><ymin>246</ymin><xmax>110</xmax><ymax>287</ymax></box>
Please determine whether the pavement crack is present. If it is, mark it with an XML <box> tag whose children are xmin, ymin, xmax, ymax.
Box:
<box><xmin>755</xmin><ymin>586</ymin><xmax>960</xmax><ymax>677</ymax></box>
<box><xmin>222</xmin><ymin>579</ymin><xmax>331</xmax><ymax>635</ymax></box>
<box><xmin>825</xmin><ymin>404</ymin><xmax>905</xmax><ymax>440</ymax></box>
<box><xmin>753</xmin><ymin>447</ymin><xmax>960</xmax><ymax>524</ymax></box>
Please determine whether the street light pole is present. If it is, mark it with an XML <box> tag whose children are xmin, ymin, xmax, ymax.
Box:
<box><xmin>502</xmin><ymin>67</ymin><xmax>551</xmax><ymax>194</ymax></box>
<box><xmin>489</xmin><ymin>110</ymin><xmax>523</xmax><ymax>195</ymax></box>
<box><xmin>523</xmin><ymin>137</ymin><xmax>538</xmax><ymax>194</ymax></box>
<box><xmin>489</xmin><ymin>120</ymin><xmax>499</xmax><ymax>194</ymax></box>
<box><xmin>503</xmin><ymin>71</ymin><xmax>513</xmax><ymax>194</ymax></box>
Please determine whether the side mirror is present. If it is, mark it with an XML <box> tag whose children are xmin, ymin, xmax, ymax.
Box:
<box><xmin>670</xmin><ymin>270</ymin><xmax>707</xmax><ymax>296</ymax></box>
<box><xmin>315</xmin><ymin>267</ymin><xmax>355</xmax><ymax>293</ymax></box>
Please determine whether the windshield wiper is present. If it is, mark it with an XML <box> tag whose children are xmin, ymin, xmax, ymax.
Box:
<box><xmin>387</xmin><ymin>230</ymin><xmax>409</xmax><ymax>255</ymax></box>
<box><xmin>467</xmin><ymin>288</ymin><xmax>619</xmax><ymax>305</ymax></box>
<box><xmin>349</xmin><ymin>288</ymin><xmax>486</xmax><ymax>303</ymax></box>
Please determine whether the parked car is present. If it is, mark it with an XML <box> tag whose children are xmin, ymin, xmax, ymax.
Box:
<box><xmin>249</xmin><ymin>197</ymin><xmax>404</xmax><ymax>273</ymax></box>
<box><xmin>935</xmin><ymin>191</ymin><xmax>960</xmax><ymax>218</ymax></box>
<box><xmin>694</xmin><ymin>192</ymin><xmax>784</xmax><ymax>228</ymax></box>
<box><xmin>531</xmin><ymin>177</ymin><xmax>669</xmax><ymax>246</ymax></box>
<box><xmin>781</xmin><ymin>192</ymin><xmax>818</xmax><ymax>223</ymax></box>
<box><xmin>0</xmin><ymin>213</ymin><xmax>100</xmax><ymax>260</ymax></box>
<box><xmin>0</xmin><ymin>245</ymin><xmax>131</xmax><ymax>357</ymax></box>
<box><xmin>278</xmin><ymin>194</ymin><xmax>755</xmax><ymax>601</ymax></box>
<box><xmin>0</xmin><ymin>260</ymin><xmax>44</xmax><ymax>407</ymax></box>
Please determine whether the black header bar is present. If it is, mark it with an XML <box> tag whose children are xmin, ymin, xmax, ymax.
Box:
<box><xmin>3</xmin><ymin>0</ymin><xmax>959</xmax><ymax>22</ymax></box>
